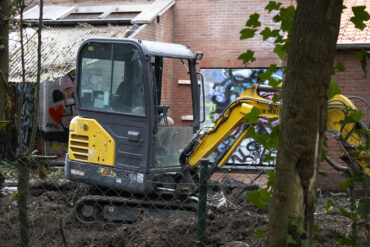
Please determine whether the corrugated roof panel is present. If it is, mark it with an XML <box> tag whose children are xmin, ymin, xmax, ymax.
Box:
<box><xmin>22</xmin><ymin>6</ymin><xmax>72</xmax><ymax>20</ymax></box>
<box><xmin>9</xmin><ymin>25</ymin><xmax>131</xmax><ymax>82</ymax></box>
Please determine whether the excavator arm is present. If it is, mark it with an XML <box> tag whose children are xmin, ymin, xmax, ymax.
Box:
<box><xmin>179</xmin><ymin>84</ymin><xmax>280</xmax><ymax>176</ymax></box>
<box><xmin>180</xmin><ymin>84</ymin><xmax>369</xmax><ymax>179</ymax></box>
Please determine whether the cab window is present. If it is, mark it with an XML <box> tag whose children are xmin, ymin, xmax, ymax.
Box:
<box><xmin>78</xmin><ymin>42</ymin><xmax>145</xmax><ymax>116</ymax></box>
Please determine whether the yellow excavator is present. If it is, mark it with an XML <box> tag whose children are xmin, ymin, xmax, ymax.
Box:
<box><xmin>65</xmin><ymin>38</ymin><xmax>369</xmax><ymax>223</ymax></box>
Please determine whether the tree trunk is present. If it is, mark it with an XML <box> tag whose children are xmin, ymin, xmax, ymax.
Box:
<box><xmin>267</xmin><ymin>1</ymin><xmax>343</xmax><ymax>246</ymax></box>
<box><xmin>0</xmin><ymin>0</ymin><xmax>9</xmax><ymax>121</ymax></box>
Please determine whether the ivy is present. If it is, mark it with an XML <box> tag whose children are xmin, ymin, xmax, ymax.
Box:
<box><xmin>240</xmin><ymin>28</ymin><xmax>258</xmax><ymax>40</ymax></box>
<box><xmin>246</xmin><ymin>188</ymin><xmax>272</xmax><ymax>209</ymax></box>
<box><xmin>246</xmin><ymin>125</ymin><xmax>279</xmax><ymax>151</ymax></box>
<box><xmin>355</xmin><ymin>49</ymin><xmax>370</xmax><ymax>62</ymax></box>
<box><xmin>354</xmin><ymin>49</ymin><xmax>369</xmax><ymax>78</ymax></box>
<box><xmin>246</xmin><ymin>13</ymin><xmax>261</xmax><ymax>28</ymax></box>
<box><xmin>286</xmin><ymin>234</ymin><xmax>297</xmax><ymax>245</ymax></box>
<box><xmin>260</xmin><ymin>27</ymin><xmax>281</xmax><ymax>41</ymax></box>
<box><xmin>272</xmin><ymin>6</ymin><xmax>295</xmax><ymax>33</ymax></box>
<box><xmin>331</xmin><ymin>62</ymin><xmax>346</xmax><ymax>75</ymax></box>
<box><xmin>339</xmin><ymin>109</ymin><xmax>364</xmax><ymax>125</ymax></box>
<box><xmin>265</xmin><ymin>1</ymin><xmax>282</xmax><ymax>13</ymax></box>
<box><xmin>328</xmin><ymin>81</ymin><xmax>341</xmax><ymax>100</ymax></box>
<box><xmin>273</xmin><ymin>43</ymin><xmax>287</xmax><ymax>60</ymax></box>
<box><xmin>357</xmin><ymin>198</ymin><xmax>370</xmax><ymax>220</ymax></box>
<box><xmin>266</xmin><ymin>170</ymin><xmax>275</xmax><ymax>189</ymax></box>
<box><xmin>238</xmin><ymin>50</ymin><xmax>256</xmax><ymax>63</ymax></box>
<box><xmin>258</xmin><ymin>64</ymin><xmax>279</xmax><ymax>81</ymax></box>
<box><xmin>245</xmin><ymin>107</ymin><xmax>261</xmax><ymax>125</ymax></box>
<box><xmin>258</xmin><ymin>64</ymin><xmax>282</xmax><ymax>87</ymax></box>
<box><xmin>254</xmin><ymin>229</ymin><xmax>264</xmax><ymax>239</ymax></box>
<box><xmin>350</xmin><ymin>6</ymin><xmax>370</xmax><ymax>30</ymax></box>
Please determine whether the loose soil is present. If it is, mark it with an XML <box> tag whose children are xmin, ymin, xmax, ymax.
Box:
<box><xmin>0</xmin><ymin>176</ymin><xmax>367</xmax><ymax>247</ymax></box>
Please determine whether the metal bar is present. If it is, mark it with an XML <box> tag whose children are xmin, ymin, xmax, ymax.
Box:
<box><xmin>197</xmin><ymin>159</ymin><xmax>208</xmax><ymax>246</ymax></box>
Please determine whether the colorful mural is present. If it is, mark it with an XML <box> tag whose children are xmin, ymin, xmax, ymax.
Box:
<box><xmin>200</xmin><ymin>68</ymin><xmax>282</xmax><ymax>168</ymax></box>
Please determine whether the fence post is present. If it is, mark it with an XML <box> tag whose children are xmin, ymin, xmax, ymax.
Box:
<box><xmin>17</xmin><ymin>158</ymin><xmax>29</xmax><ymax>247</ymax></box>
<box><xmin>197</xmin><ymin>159</ymin><xmax>208</xmax><ymax>246</ymax></box>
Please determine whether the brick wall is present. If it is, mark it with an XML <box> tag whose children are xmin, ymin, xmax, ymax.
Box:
<box><xmin>171</xmin><ymin>0</ymin><xmax>291</xmax><ymax>125</ymax></box>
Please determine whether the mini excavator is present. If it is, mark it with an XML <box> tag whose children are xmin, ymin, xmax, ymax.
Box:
<box><xmin>65</xmin><ymin>38</ymin><xmax>369</xmax><ymax>223</ymax></box>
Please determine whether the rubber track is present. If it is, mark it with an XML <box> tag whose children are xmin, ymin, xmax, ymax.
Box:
<box><xmin>74</xmin><ymin>195</ymin><xmax>198</xmax><ymax>224</ymax></box>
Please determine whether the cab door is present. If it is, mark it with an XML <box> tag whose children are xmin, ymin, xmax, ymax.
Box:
<box><xmin>76</xmin><ymin>40</ymin><xmax>152</xmax><ymax>173</ymax></box>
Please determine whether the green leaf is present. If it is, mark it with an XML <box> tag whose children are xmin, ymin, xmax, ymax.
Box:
<box><xmin>259</xmin><ymin>64</ymin><xmax>279</xmax><ymax>81</ymax></box>
<box><xmin>330</xmin><ymin>230</ymin><xmax>356</xmax><ymax>246</ymax></box>
<box><xmin>313</xmin><ymin>225</ymin><xmax>320</xmax><ymax>233</ymax></box>
<box><xmin>263</xmin><ymin>153</ymin><xmax>275</xmax><ymax>163</ymax></box>
<box><xmin>268</xmin><ymin>78</ymin><xmax>282</xmax><ymax>88</ymax></box>
<box><xmin>339</xmin><ymin>207</ymin><xmax>351</xmax><ymax>218</ymax></box>
<box><xmin>272</xmin><ymin>93</ymin><xmax>281</xmax><ymax>103</ymax></box>
<box><xmin>326</xmin><ymin>200</ymin><xmax>334</xmax><ymax>211</ymax></box>
<box><xmin>238</xmin><ymin>50</ymin><xmax>256</xmax><ymax>63</ymax></box>
<box><xmin>246</xmin><ymin>188</ymin><xmax>272</xmax><ymax>208</ymax></box>
<box><xmin>286</xmin><ymin>234</ymin><xmax>296</xmax><ymax>245</ymax></box>
<box><xmin>355</xmin><ymin>49</ymin><xmax>370</xmax><ymax>62</ymax></box>
<box><xmin>335</xmin><ymin>62</ymin><xmax>346</xmax><ymax>72</ymax></box>
<box><xmin>0</xmin><ymin>123</ymin><xmax>7</xmax><ymax>131</ymax></box>
<box><xmin>240</xmin><ymin>28</ymin><xmax>258</xmax><ymax>39</ymax></box>
<box><xmin>328</xmin><ymin>81</ymin><xmax>341</xmax><ymax>100</ymax></box>
<box><xmin>331</xmin><ymin>62</ymin><xmax>346</xmax><ymax>75</ymax></box>
<box><xmin>245</xmin><ymin>107</ymin><xmax>261</xmax><ymax>125</ymax></box>
<box><xmin>348</xmin><ymin>109</ymin><xmax>364</xmax><ymax>122</ymax></box>
<box><xmin>267</xmin><ymin>117</ymin><xmax>279</xmax><ymax>125</ymax></box>
<box><xmin>321</xmin><ymin>148</ymin><xmax>328</xmax><ymax>161</ymax></box>
<box><xmin>265</xmin><ymin>1</ymin><xmax>282</xmax><ymax>13</ymax></box>
<box><xmin>254</xmin><ymin>229</ymin><xmax>264</xmax><ymax>239</ymax></box>
<box><xmin>273</xmin><ymin>44</ymin><xmax>287</xmax><ymax>60</ymax></box>
<box><xmin>12</xmin><ymin>192</ymin><xmax>19</xmax><ymax>199</ymax></box>
<box><xmin>301</xmin><ymin>239</ymin><xmax>310</xmax><ymax>247</ymax></box>
<box><xmin>260</xmin><ymin>27</ymin><xmax>280</xmax><ymax>41</ymax></box>
<box><xmin>357</xmin><ymin>199</ymin><xmax>370</xmax><ymax>220</ymax></box>
<box><xmin>273</xmin><ymin>6</ymin><xmax>295</xmax><ymax>32</ymax></box>
<box><xmin>245</xmin><ymin>124</ymin><xmax>280</xmax><ymax>151</ymax></box>
<box><xmin>246</xmin><ymin>13</ymin><xmax>261</xmax><ymax>28</ymax></box>
<box><xmin>318</xmin><ymin>170</ymin><xmax>328</xmax><ymax>177</ymax></box>
<box><xmin>340</xmin><ymin>109</ymin><xmax>364</xmax><ymax>125</ymax></box>
<box><xmin>339</xmin><ymin>178</ymin><xmax>354</xmax><ymax>190</ymax></box>
<box><xmin>266</xmin><ymin>170</ymin><xmax>275</xmax><ymax>189</ymax></box>
<box><xmin>350</xmin><ymin>6</ymin><xmax>370</xmax><ymax>30</ymax></box>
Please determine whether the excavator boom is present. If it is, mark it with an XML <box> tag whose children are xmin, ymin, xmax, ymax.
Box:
<box><xmin>181</xmin><ymin>84</ymin><xmax>369</xmax><ymax>178</ymax></box>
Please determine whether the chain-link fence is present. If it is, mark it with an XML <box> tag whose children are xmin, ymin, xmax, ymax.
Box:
<box><xmin>2</xmin><ymin>151</ymin><xmax>369</xmax><ymax>247</ymax></box>
<box><xmin>0</xmin><ymin>149</ymin><xmax>280</xmax><ymax>247</ymax></box>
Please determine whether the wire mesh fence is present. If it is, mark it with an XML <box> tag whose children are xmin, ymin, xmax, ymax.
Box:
<box><xmin>2</xmin><ymin>153</ymin><xmax>370</xmax><ymax>246</ymax></box>
<box><xmin>0</xmin><ymin>150</ymin><xmax>277</xmax><ymax>247</ymax></box>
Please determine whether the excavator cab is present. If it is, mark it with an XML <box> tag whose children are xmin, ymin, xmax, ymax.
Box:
<box><xmin>65</xmin><ymin>38</ymin><xmax>202</xmax><ymax>194</ymax></box>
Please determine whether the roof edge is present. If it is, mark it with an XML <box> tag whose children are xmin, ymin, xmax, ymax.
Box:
<box><xmin>336</xmin><ymin>43</ymin><xmax>370</xmax><ymax>50</ymax></box>
<box><xmin>131</xmin><ymin>0</ymin><xmax>175</xmax><ymax>24</ymax></box>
